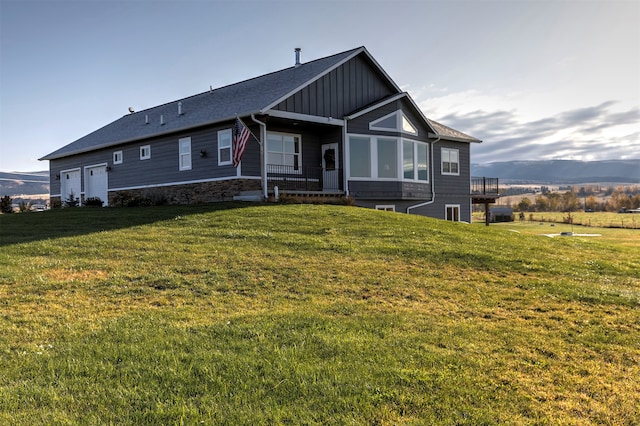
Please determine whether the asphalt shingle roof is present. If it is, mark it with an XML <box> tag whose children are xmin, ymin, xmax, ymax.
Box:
<box><xmin>41</xmin><ymin>47</ymin><xmax>364</xmax><ymax>160</ymax></box>
<box><xmin>41</xmin><ymin>46</ymin><xmax>480</xmax><ymax>160</ymax></box>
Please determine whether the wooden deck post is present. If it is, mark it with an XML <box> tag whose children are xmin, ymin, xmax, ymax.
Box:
<box><xmin>485</xmin><ymin>202</ymin><xmax>490</xmax><ymax>226</ymax></box>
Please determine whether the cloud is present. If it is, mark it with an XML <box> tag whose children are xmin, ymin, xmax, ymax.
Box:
<box><xmin>418</xmin><ymin>93</ymin><xmax>640</xmax><ymax>163</ymax></box>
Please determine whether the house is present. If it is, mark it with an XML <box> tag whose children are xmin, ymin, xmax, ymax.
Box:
<box><xmin>40</xmin><ymin>46</ymin><xmax>486</xmax><ymax>222</ymax></box>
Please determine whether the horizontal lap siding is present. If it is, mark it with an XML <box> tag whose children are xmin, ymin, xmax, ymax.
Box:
<box><xmin>349</xmin><ymin>181</ymin><xmax>431</xmax><ymax>199</ymax></box>
<box><xmin>49</xmin><ymin>123</ymin><xmax>259</xmax><ymax>195</ymax></box>
<box><xmin>273</xmin><ymin>55</ymin><xmax>396</xmax><ymax>118</ymax></box>
<box><xmin>434</xmin><ymin>141</ymin><xmax>471</xmax><ymax>197</ymax></box>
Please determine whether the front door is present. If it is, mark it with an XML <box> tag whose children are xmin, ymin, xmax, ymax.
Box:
<box><xmin>321</xmin><ymin>143</ymin><xmax>339</xmax><ymax>191</ymax></box>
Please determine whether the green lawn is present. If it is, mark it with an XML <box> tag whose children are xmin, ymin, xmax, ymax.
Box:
<box><xmin>1</xmin><ymin>204</ymin><xmax>639</xmax><ymax>425</ymax></box>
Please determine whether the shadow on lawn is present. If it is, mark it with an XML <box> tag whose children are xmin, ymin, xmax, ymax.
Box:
<box><xmin>0</xmin><ymin>202</ymin><xmax>255</xmax><ymax>247</ymax></box>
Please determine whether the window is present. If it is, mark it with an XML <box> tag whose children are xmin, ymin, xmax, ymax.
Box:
<box><xmin>218</xmin><ymin>129</ymin><xmax>232</xmax><ymax>165</ymax></box>
<box><xmin>403</xmin><ymin>140</ymin><xmax>428</xmax><ymax>181</ymax></box>
<box><xmin>442</xmin><ymin>148</ymin><xmax>459</xmax><ymax>175</ymax></box>
<box><xmin>140</xmin><ymin>145</ymin><xmax>151</xmax><ymax>160</ymax></box>
<box><xmin>377</xmin><ymin>138</ymin><xmax>397</xmax><ymax>178</ymax></box>
<box><xmin>179</xmin><ymin>137</ymin><xmax>191</xmax><ymax>171</ymax></box>
<box><xmin>267</xmin><ymin>132</ymin><xmax>301</xmax><ymax>171</ymax></box>
<box><xmin>113</xmin><ymin>151</ymin><xmax>123</xmax><ymax>165</ymax></box>
<box><xmin>376</xmin><ymin>205</ymin><xmax>396</xmax><ymax>212</ymax></box>
<box><xmin>349</xmin><ymin>136</ymin><xmax>371</xmax><ymax>178</ymax></box>
<box><xmin>369</xmin><ymin>110</ymin><xmax>418</xmax><ymax>135</ymax></box>
<box><xmin>446</xmin><ymin>205</ymin><xmax>460</xmax><ymax>221</ymax></box>
<box><xmin>402</xmin><ymin>115</ymin><xmax>418</xmax><ymax>134</ymax></box>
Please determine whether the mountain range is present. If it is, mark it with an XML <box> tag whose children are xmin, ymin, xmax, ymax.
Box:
<box><xmin>471</xmin><ymin>160</ymin><xmax>639</xmax><ymax>184</ymax></box>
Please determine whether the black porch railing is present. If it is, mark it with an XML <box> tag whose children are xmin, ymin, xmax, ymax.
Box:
<box><xmin>471</xmin><ymin>177</ymin><xmax>499</xmax><ymax>195</ymax></box>
<box><xmin>267</xmin><ymin>164</ymin><xmax>342</xmax><ymax>192</ymax></box>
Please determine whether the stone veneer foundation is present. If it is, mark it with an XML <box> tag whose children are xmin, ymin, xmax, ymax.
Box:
<box><xmin>51</xmin><ymin>179</ymin><xmax>262</xmax><ymax>208</ymax></box>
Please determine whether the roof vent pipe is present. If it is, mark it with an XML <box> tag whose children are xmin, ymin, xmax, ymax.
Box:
<box><xmin>145</xmin><ymin>114</ymin><xmax>149</xmax><ymax>124</ymax></box>
<box><xmin>160</xmin><ymin>114</ymin><xmax>164</xmax><ymax>125</ymax></box>
<box><xmin>294</xmin><ymin>48</ymin><xmax>301</xmax><ymax>67</ymax></box>
<box><xmin>178</xmin><ymin>101</ymin><xmax>183</xmax><ymax>115</ymax></box>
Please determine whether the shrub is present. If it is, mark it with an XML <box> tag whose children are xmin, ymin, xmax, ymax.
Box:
<box><xmin>84</xmin><ymin>197</ymin><xmax>104</xmax><ymax>207</ymax></box>
<box><xmin>64</xmin><ymin>192</ymin><xmax>79</xmax><ymax>208</ymax></box>
<box><xmin>0</xmin><ymin>195</ymin><xmax>12</xmax><ymax>214</ymax></box>
<box><xmin>18</xmin><ymin>201</ymin><xmax>32</xmax><ymax>213</ymax></box>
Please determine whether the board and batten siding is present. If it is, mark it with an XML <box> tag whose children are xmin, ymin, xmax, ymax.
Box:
<box><xmin>272</xmin><ymin>55</ymin><xmax>396</xmax><ymax>118</ymax></box>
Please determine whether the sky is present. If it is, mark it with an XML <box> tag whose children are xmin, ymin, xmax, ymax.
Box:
<box><xmin>1</xmin><ymin>0</ymin><xmax>638</xmax><ymax>172</ymax></box>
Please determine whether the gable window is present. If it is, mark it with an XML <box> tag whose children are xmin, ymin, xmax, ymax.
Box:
<box><xmin>403</xmin><ymin>140</ymin><xmax>429</xmax><ymax>181</ymax></box>
<box><xmin>113</xmin><ymin>151</ymin><xmax>123</xmax><ymax>165</ymax></box>
<box><xmin>179</xmin><ymin>137</ymin><xmax>192</xmax><ymax>171</ymax></box>
<box><xmin>218</xmin><ymin>129</ymin><xmax>232</xmax><ymax>165</ymax></box>
<box><xmin>369</xmin><ymin>110</ymin><xmax>418</xmax><ymax>135</ymax></box>
<box><xmin>446</xmin><ymin>205</ymin><xmax>460</xmax><ymax>221</ymax></box>
<box><xmin>441</xmin><ymin>148</ymin><xmax>459</xmax><ymax>175</ymax></box>
<box><xmin>267</xmin><ymin>132</ymin><xmax>301</xmax><ymax>172</ymax></box>
<box><xmin>140</xmin><ymin>145</ymin><xmax>151</xmax><ymax>160</ymax></box>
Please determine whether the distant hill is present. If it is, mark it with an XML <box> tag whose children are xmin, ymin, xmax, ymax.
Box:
<box><xmin>0</xmin><ymin>171</ymin><xmax>50</xmax><ymax>198</ymax></box>
<box><xmin>472</xmin><ymin>160</ymin><xmax>640</xmax><ymax>184</ymax></box>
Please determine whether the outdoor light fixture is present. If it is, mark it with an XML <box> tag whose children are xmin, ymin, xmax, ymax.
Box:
<box><xmin>200</xmin><ymin>150</ymin><xmax>207</xmax><ymax>157</ymax></box>
<box><xmin>55</xmin><ymin>174</ymin><xmax>60</xmax><ymax>180</ymax></box>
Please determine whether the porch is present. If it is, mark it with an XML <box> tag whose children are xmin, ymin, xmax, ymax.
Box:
<box><xmin>266</xmin><ymin>164</ymin><xmax>344</xmax><ymax>194</ymax></box>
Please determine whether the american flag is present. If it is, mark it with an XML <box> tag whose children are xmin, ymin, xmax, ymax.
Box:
<box><xmin>233</xmin><ymin>117</ymin><xmax>251</xmax><ymax>167</ymax></box>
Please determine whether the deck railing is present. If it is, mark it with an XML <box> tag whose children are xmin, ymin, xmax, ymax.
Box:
<box><xmin>471</xmin><ymin>177</ymin><xmax>499</xmax><ymax>195</ymax></box>
<box><xmin>267</xmin><ymin>164</ymin><xmax>342</xmax><ymax>192</ymax></box>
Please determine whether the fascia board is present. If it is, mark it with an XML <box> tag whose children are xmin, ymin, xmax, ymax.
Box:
<box><xmin>39</xmin><ymin>113</ymin><xmax>258</xmax><ymax>161</ymax></box>
<box><xmin>266</xmin><ymin>110</ymin><xmax>345</xmax><ymax>126</ymax></box>
<box><xmin>428</xmin><ymin>132</ymin><xmax>483</xmax><ymax>143</ymax></box>
<box><xmin>345</xmin><ymin>93</ymin><xmax>407</xmax><ymax>120</ymax></box>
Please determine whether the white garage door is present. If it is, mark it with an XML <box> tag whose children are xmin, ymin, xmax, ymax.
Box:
<box><xmin>61</xmin><ymin>169</ymin><xmax>81</xmax><ymax>205</ymax></box>
<box><xmin>85</xmin><ymin>165</ymin><xmax>108</xmax><ymax>206</ymax></box>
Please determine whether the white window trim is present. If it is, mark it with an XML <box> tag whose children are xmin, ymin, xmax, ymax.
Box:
<box><xmin>113</xmin><ymin>150</ymin><xmax>123</xmax><ymax>165</ymax></box>
<box><xmin>217</xmin><ymin>129</ymin><xmax>232</xmax><ymax>166</ymax></box>
<box><xmin>347</xmin><ymin>133</ymin><xmax>429</xmax><ymax>182</ymax></box>
<box><xmin>266</xmin><ymin>131</ymin><xmax>303</xmax><ymax>174</ymax></box>
<box><xmin>445</xmin><ymin>204</ymin><xmax>461</xmax><ymax>222</ymax></box>
<box><xmin>375</xmin><ymin>205</ymin><xmax>396</xmax><ymax>212</ymax></box>
<box><xmin>403</xmin><ymin>139</ymin><xmax>429</xmax><ymax>183</ymax></box>
<box><xmin>369</xmin><ymin>110</ymin><xmax>418</xmax><ymax>135</ymax></box>
<box><xmin>441</xmin><ymin>147</ymin><xmax>460</xmax><ymax>176</ymax></box>
<box><xmin>179</xmin><ymin>137</ymin><xmax>192</xmax><ymax>171</ymax></box>
<box><xmin>140</xmin><ymin>145</ymin><xmax>151</xmax><ymax>160</ymax></box>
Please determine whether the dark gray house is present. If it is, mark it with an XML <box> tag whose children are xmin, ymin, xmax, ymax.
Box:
<box><xmin>41</xmin><ymin>46</ymin><xmax>484</xmax><ymax>221</ymax></box>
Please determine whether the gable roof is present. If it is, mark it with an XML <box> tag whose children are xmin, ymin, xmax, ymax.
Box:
<box><xmin>40</xmin><ymin>46</ymin><xmax>479</xmax><ymax>161</ymax></box>
<box><xmin>41</xmin><ymin>47</ymin><xmax>376</xmax><ymax>161</ymax></box>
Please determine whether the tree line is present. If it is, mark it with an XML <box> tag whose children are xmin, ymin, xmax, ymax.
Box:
<box><xmin>513</xmin><ymin>185</ymin><xmax>640</xmax><ymax>212</ymax></box>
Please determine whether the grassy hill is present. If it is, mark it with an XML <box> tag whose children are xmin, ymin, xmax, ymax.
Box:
<box><xmin>1</xmin><ymin>204</ymin><xmax>638</xmax><ymax>424</ymax></box>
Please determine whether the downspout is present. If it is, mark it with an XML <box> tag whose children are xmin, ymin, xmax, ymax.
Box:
<box><xmin>406</xmin><ymin>134</ymin><xmax>441</xmax><ymax>214</ymax></box>
<box><xmin>250</xmin><ymin>114</ymin><xmax>268</xmax><ymax>200</ymax></box>
<box><xmin>342</xmin><ymin>117</ymin><xmax>349</xmax><ymax>196</ymax></box>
